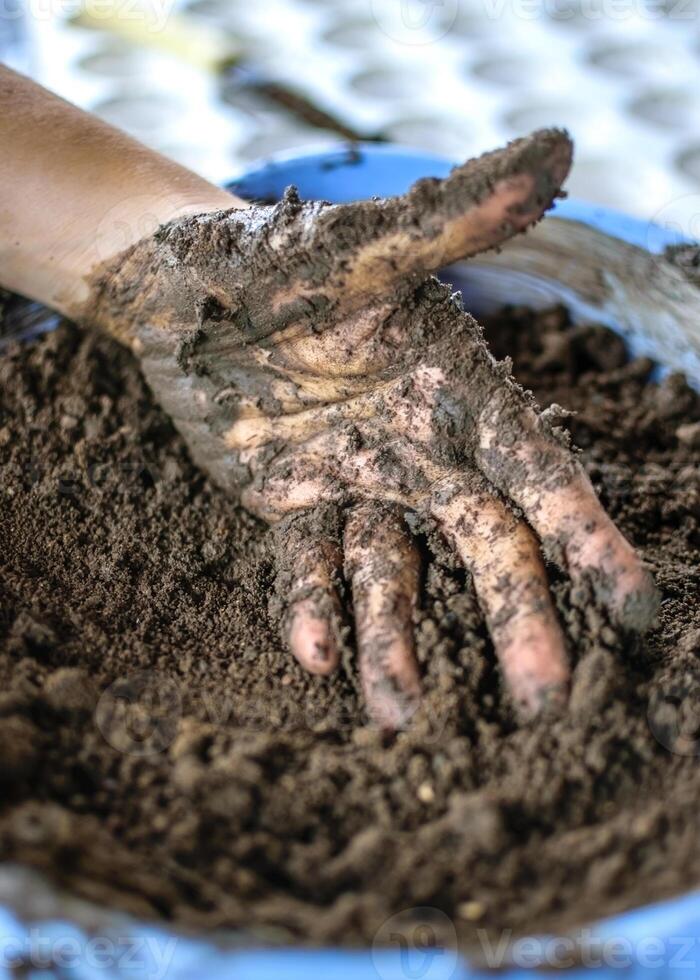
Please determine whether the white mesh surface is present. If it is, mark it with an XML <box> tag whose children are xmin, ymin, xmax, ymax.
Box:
<box><xmin>10</xmin><ymin>0</ymin><xmax>700</xmax><ymax>224</ymax></box>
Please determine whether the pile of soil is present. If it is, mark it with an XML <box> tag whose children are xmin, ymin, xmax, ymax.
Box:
<box><xmin>0</xmin><ymin>300</ymin><xmax>699</xmax><ymax>953</ymax></box>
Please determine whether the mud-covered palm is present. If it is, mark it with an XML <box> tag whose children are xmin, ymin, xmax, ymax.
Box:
<box><xmin>89</xmin><ymin>129</ymin><xmax>659</xmax><ymax>728</ymax></box>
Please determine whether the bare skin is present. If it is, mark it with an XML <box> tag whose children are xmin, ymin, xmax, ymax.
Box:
<box><xmin>0</xmin><ymin>68</ymin><xmax>660</xmax><ymax>728</ymax></box>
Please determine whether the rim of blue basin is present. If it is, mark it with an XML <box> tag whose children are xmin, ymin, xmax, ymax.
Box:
<box><xmin>1</xmin><ymin>143</ymin><xmax>698</xmax><ymax>980</ymax></box>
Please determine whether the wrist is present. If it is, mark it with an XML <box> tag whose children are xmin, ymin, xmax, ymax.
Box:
<box><xmin>71</xmin><ymin>184</ymin><xmax>238</xmax><ymax>315</ymax></box>
<box><xmin>0</xmin><ymin>66</ymin><xmax>243</xmax><ymax>319</ymax></box>
<box><xmin>7</xmin><ymin>183</ymin><xmax>238</xmax><ymax>323</ymax></box>
<box><xmin>82</xmin><ymin>201</ymin><xmax>253</xmax><ymax>348</ymax></box>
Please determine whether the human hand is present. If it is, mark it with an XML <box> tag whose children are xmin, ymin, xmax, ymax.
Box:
<box><xmin>85</xmin><ymin>129</ymin><xmax>659</xmax><ymax>728</ymax></box>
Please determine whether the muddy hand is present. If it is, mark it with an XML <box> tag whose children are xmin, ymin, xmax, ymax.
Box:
<box><xmin>84</xmin><ymin>128</ymin><xmax>658</xmax><ymax>728</ymax></box>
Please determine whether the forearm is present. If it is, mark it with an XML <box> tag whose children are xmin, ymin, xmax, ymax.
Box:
<box><xmin>0</xmin><ymin>65</ymin><xmax>241</xmax><ymax>319</ymax></box>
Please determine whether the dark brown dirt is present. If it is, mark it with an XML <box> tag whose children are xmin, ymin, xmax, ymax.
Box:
<box><xmin>1</xmin><ymin>301</ymin><xmax>699</xmax><ymax>953</ymax></box>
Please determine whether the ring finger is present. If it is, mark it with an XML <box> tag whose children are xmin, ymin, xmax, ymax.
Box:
<box><xmin>430</xmin><ymin>478</ymin><xmax>570</xmax><ymax>718</ymax></box>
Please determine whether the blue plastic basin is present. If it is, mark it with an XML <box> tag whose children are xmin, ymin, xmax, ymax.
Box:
<box><xmin>1</xmin><ymin>143</ymin><xmax>699</xmax><ymax>979</ymax></box>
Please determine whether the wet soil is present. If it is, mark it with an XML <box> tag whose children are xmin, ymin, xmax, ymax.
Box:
<box><xmin>0</xmin><ymin>301</ymin><xmax>699</xmax><ymax>954</ymax></box>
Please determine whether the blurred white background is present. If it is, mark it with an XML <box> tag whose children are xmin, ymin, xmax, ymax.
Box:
<box><xmin>2</xmin><ymin>0</ymin><xmax>700</xmax><ymax>226</ymax></box>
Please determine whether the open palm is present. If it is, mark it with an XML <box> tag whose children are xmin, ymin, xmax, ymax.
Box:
<box><xmin>88</xmin><ymin>129</ymin><xmax>659</xmax><ymax>728</ymax></box>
